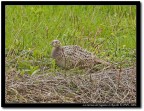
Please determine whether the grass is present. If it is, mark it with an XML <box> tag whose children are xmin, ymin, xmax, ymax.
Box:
<box><xmin>5</xmin><ymin>5</ymin><xmax>136</xmax><ymax>103</ymax></box>
<box><xmin>6</xmin><ymin>5</ymin><xmax>136</xmax><ymax>74</ymax></box>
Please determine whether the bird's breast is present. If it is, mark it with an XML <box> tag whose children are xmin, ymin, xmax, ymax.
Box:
<box><xmin>51</xmin><ymin>47</ymin><xmax>62</xmax><ymax>59</ymax></box>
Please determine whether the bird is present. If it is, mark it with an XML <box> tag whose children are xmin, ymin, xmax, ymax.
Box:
<box><xmin>51</xmin><ymin>40</ymin><xmax>110</xmax><ymax>69</ymax></box>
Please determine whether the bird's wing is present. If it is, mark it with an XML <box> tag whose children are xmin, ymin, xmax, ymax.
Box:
<box><xmin>62</xmin><ymin>45</ymin><xmax>76</xmax><ymax>55</ymax></box>
<box><xmin>63</xmin><ymin>45</ymin><xmax>93</xmax><ymax>59</ymax></box>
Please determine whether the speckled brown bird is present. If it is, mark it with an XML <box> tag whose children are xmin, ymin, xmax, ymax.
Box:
<box><xmin>51</xmin><ymin>40</ymin><xmax>110</xmax><ymax>69</ymax></box>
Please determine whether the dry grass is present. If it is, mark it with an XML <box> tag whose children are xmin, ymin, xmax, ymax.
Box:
<box><xmin>5</xmin><ymin>66</ymin><xmax>136</xmax><ymax>104</ymax></box>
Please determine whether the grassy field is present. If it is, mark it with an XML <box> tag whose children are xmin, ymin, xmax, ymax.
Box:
<box><xmin>5</xmin><ymin>5</ymin><xmax>136</xmax><ymax>103</ymax></box>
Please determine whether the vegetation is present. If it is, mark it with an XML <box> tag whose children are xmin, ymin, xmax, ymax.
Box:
<box><xmin>5</xmin><ymin>5</ymin><xmax>136</xmax><ymax>104</ymax></box>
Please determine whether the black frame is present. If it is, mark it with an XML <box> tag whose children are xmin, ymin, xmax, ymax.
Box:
<box><xmin>1</xmin><ymin>1</ymin><xmax>141</xmax><ymax>108</ymax></box>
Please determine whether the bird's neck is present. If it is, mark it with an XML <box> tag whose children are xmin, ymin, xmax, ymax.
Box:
<box><xmin>55</xmin><ymin>46</ymin><xmax>62</xmax><ymax>49</ymax></box>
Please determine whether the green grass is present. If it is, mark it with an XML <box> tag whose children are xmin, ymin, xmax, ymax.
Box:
<box><xmin>5</xmin><ymin>5</ymin><xmax>136</xmax><ymax>75</ymax></box>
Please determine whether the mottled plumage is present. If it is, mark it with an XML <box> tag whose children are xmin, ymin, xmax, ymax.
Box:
<box><xmin>51</xmin><ymin>40</ymin><xmax>110</xmax><ymax>69</ymax></box>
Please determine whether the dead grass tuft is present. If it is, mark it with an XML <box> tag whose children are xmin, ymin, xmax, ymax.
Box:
<box><xmin>5</xmin><ymin>67</ymin><xmax>136</xmax><ymax>103</ymax></box>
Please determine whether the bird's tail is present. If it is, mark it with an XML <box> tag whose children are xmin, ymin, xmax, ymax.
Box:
<box><xmin>94</xmin><ymin>57</ymin><xmax>110</xmax><ymax>65</ymax></box>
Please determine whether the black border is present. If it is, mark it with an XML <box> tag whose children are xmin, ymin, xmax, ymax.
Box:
<box><xmin>1</xmin><ymin>1</ymin><xmax>141</xmax><ymax>108</ymax></box>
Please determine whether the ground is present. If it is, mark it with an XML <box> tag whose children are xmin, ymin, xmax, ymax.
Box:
<box><xmin>5</xmin><ymin>66</ymin><xmax>136</xmax><ymax>103</ymax></box>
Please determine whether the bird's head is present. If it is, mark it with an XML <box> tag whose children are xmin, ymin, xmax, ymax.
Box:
<box><xmin>51</xmin><ymin>40</ymin><xmax>61</xmax><ymax>48</ymax></box>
